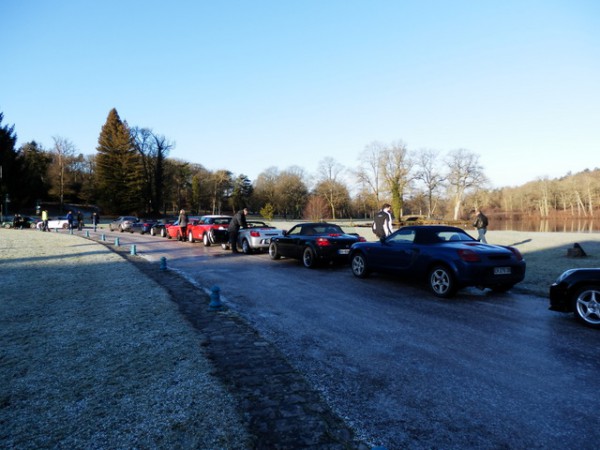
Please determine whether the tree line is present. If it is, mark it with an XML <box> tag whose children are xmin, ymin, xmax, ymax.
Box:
<box><xmin>1</xmin><ymin>109</ymin><xmax>598</xmax><ymax>220</ymax></box>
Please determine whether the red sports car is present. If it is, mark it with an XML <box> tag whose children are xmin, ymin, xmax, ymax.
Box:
<box><xmin>186</xmin><ymin>215</ymin><xmax>232</xmax><ymax>246</ymax></box>
<box><xmin>165</xmin><ymin>216</ymin><xmax>202</xmax><ymax>240</ymax></box>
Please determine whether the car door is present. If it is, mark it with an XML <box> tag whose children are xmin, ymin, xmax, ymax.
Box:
<box><xmin>277</xmin><ymin>225</ymin><xmax>305</xmax><ymax>258</ymax></box>
<box><xmin>369</xmin><ymin>228</ymin><xmax>417</xmax><ymax>272</ymax></box>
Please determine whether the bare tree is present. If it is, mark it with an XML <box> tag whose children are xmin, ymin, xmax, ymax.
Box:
<box><xmin>414</xmin><ymin>148</ymin><xmax>445</xmax><ymax>218</ymax></box>
<box><xmin>445</xmin><ymin>148</ymin><xmax>487</xmax><ymax>220</ymax></box>
<box><xmin>355</xmin><ymin>141</ymin><xmax>384</xmax><ymax>213</ymax></box>
<box><xmin>380</xmin><ymin>141</ymin><xmax>413</xmax><ymax>219</ymax></box>
<box><xmin>315</xmin><ymin>157</ymin><xmax>347</xmax><ymax>219</ymax></box>
<box><xmin>50</xmin><ymin>136</ymin><xmax>76</xmax><ymax>210</ymax></box>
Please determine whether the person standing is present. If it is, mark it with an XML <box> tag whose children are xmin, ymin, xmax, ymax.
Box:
<box><xmin>177</xmin><ymin>209</ymin><xmax>189</xmax><ymax>241</ymax></box>
<box><xmin>228</xmin><ymin>207</ymin><xmax>248</xmax><ymax>253</ymax></box>
<box><xmin>372</xmin><ymin>203</ymin><xmax>394</xmax><ymax>240</ymax></box>
<box><xmin>66</xmin><ymin>211</ymin><xmax>74</xmax><ymax>230</ymax></box>
<box><xmin>472</xmin><ymin>208</ymin><xmax>489</xmax><ymax>243</ymax></box>
<box><xmin>77</xmin><ymin>211</ymin><xmax>84</xmax><ymax>231</ymax></box>
<box><xmin>91</xmin><ymin>212</ymin><xmax>100</xmax><ymax>232</ymax></box>
<box><xmin>41</xmin><ymin>209</ymin><xmax>49</xmax><ymax>232</ymax></box>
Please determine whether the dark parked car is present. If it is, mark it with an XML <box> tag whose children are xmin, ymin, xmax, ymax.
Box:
<box><xmin>2</xmin><ymin>215</ymin><xmax>37</xmax><ymax>229</ymax></box>
<box><xmin>129</xmin><ymin>219</ymin><xmax>156</xmax><ymax>235</ymax></box>
<box><xmin>109</xmin><ymin>216</ymin><xmax>139</xmax><ymax>232</ymax></box>
<box><xmin>549</xmin><ymin>268</ymin><xmax>600</xmax><ymax>328</ymax></box>
<box><xmin>349</xmin><ymin>225</ymin><xmax>526</xmax><ymax>298</ymax></box>
<box><xmin>150</xmin><ymin>220</ymin><xmax>172</xmax><ymax>237</ymax></box>
<box><xmin>268</xmin><ymin>222</ymin><xmax>366</xmax><ymax>268</ymax></box>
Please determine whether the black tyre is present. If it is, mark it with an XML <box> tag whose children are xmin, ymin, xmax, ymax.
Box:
<box><xmin>428</xmin><ymin>265</ymin><xmax>457</xmax><ymax>298</ymax></box>
<box><xmin>572</xmin><ymin>285</ymin><xmax>600</xmax><ymax>328</ymax></box>
<box><xmin>242</xmin><ymin>239</ymin><xmax>252</xmax><ymax>254</ymax></box>
<box><xmin>302</xmin><ymin>246</ymin><xmax>317</xmax><ymax>269</ymax></box>
<box><xmin>351</xmin><ymin>252</ymin><xmax>369</xmax><ymax>278</ymax></box>
<box><xmin>150</xmin><ymin>227</ymin><xmax>156</xmax><ymax>236</ymax></box>
<box><xmin>62</xmin><ymin>223</ymin><xmax>69</xmax><ymax>229</ymax></box>
<box><xmin>203</xmin><ymin>232</ymin><xmax>211</xmax><ymax>246</ymax></box>
<box><xmin>269</xmin><ymin>242</ymin><xmax>281</xmax><ymax>260</ymax></box>
<box><xmin>160</xmin><ymin>228</ymin><xmax>167</xmax><ymax>238</ymax></box>
<box><xmin>188</xmin><ymin>232</ymin><xmax>195</xmax><ymax>243</ymax></box>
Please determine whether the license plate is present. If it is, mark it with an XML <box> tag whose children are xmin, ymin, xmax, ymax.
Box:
<box><xmin>338</xmin><ymin>249</ymin><xmax>350</xmax><ymax>255</ymax></box>
<box><xmin>494</xmin><ymin>267</ymin><xmax>511</xmax><ymax>275</ymax></box>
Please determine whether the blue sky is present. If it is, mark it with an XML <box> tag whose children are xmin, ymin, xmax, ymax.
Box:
<box><xmin>2</xmin><ymin>0</ymin><xmax>599</xmax><ymax>188</ymax></box>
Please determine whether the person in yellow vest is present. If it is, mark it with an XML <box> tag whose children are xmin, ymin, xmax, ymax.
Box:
<box><xmin>41</xmin><ymin>209</ymin><xmax>49</xmax><ymax>232</ymax></box>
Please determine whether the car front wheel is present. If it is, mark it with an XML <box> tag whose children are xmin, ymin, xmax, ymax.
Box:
<box><xmin>302</xmin><ymin>246</ymin><xmax>317</xmax><ymax>269</ymax></box>
<box><xmin>428</xmin><ymin>265</ymin><xmax>457</xmax><ymax>298</ymax></box>
<box><xmin>150</xmin><ymin>228</ymin><xmax>156</xmax><ymax>236</ymax></box>
<box><xmin>269</xmin><ymin>242</ymin><xmax>281</xmax><ymax>260</ymax></box>
<box><xmin>572</xmin><ymin>285</ymin><xmax>600</xmax><ymax>328</ymax></box>
<box><xmin>351</xmin><ymin>253</ymin><xmax>369</xmax><ymax>278</ymax></box>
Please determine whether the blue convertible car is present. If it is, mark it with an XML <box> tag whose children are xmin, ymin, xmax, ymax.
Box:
<box><xmin>349</xmin><ymin>225</ymin><xmax>526</xmax><ymax>298</ymax></box>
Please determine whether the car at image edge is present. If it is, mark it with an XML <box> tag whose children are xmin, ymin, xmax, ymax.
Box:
<box><xmin>349</xmin><ymin>225</ymin><xmax>526</xmax><ymax>298</ymax></box>
<box><xmin>549</xmin><ymin>268</ymin><xmax>600</xmax><ymax>328</ymax></box>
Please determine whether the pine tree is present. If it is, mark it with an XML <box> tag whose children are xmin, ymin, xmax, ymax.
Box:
<box><xmin>96</xmin><ymin>109</ymin><xmax>141</xmax><ymax>213</ymax></box>
<box><xmin>0</xmin><ymin>112</ymin><xmax>25</xmax><ymax>214</ymax></box>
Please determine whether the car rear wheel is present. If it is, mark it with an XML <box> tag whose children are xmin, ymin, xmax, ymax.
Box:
<box><xmin>203</xmin><ymin>232</ymin><xmax>211</xmax><ymax>246</ymax></box>
<box><xmin>62</xmin><ymin>223</ymin><xmax>69</xmax><ymax>229</ymax></box>
<box><xmin>160</xmin><ymin>228</ymin><xmax>167</xmax><ymax>238</ymax></box>
<box><xmin>269</xmin><ymin>242</ymin><xmax>280</xmax><ymax>260</ymax></box>
<box><xmin>302</xmin><ymin>246</ymin><xmax>317</xmax><ymax>269</ymax></box>
<box><xmin>150</xmin><ymin>227</ymin><xmax>156</xmax><ymax>236</ymax></box>
<box><xmin>188</xmin><ymin>232</ymin><xmax>195</xmax><ymax>243</ymax></box>
<box><xmin>572</xmin><ymin>285</ymin><xmax>600</xmax><ymax>328</ymax></box>
<box><xmin>428</xmin><ymin>265</ymin><xmax>457</xmax><ymax>298</ymax></box>
<box><xmin>242</xmin><ymin>239</ymin><xmax>252</xmax><ymax>254</ymax></box>
<box><xmin>351</xmin><ymin>253</ymin><xmax>369</xmax><ymax>278</ymax></box>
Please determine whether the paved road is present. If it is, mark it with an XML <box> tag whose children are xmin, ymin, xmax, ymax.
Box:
<box><xmin>96</xmin><ymin>229</ymin><xmax>600</xmax><ymax>449</ymax></box>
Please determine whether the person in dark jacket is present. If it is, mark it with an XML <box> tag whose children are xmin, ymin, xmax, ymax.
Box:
<box><xmin>91</xmin><ymin>212</ymin><xmax>100</xmax><ymax>232</ymax></box>
<box><xmin>472</xmin><ymin>208</ymin><xmax>489</xmax><ymax>243</ymax></box>
<box><xmin>228</xmin><ymin>208</ymin><xmax>248</xmax><ymax>253</ymax></box>
<box><xmin>372</xmin><ymin>203</ymin><xmax>394</xmax><ymax>240</ymax></box>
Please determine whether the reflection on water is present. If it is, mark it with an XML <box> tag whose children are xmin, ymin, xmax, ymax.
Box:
<box><xmin>491</xmin><ymin>218</ymin><xmax>599</xmax><ymax>233</ymax></box>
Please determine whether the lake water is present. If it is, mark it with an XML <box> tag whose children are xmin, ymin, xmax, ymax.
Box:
<box><xmin>490</xmin><ymin>218</ymin><xmax>599</xmax><ymax>233</ymax></box>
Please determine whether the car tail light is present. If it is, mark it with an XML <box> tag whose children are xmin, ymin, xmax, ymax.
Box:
<box><xmin>250</xmin><ymin>231</ymin><xmax>260</xmax><ymax>237</ymax></box>
<box><xmin>316</xmin><ymin>237</ymin><xmax>331</xmax><ymax>247</ymax></box>
<box><xmin>358</xmin><ymin>236</ymin><xmax>366</xmax><ymax>242</ymax></box>
<box><xmin>507</xmin><ymin>246</ymin><xmax>523</xmax><ymax>261</ymax></box>
<box><xmin>458</xmin><ymin>249</ymin><xmax>481</xmax><ymax>262</ymax></box>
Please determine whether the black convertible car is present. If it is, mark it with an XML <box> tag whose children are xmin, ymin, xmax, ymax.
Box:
<box><xmin>549</xmin><ymin>268</ymin><xmax>600</xmax><ymax>328</ymax></box>
<box><xmin>349</xmin><ymin>225</ymin><xmax>526</xmax><ymax>298</ymax></box>
<box><xmin>268</xmin><ymin>222</ymin><xmax>365</xmax><ymax>268</ymax></box>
